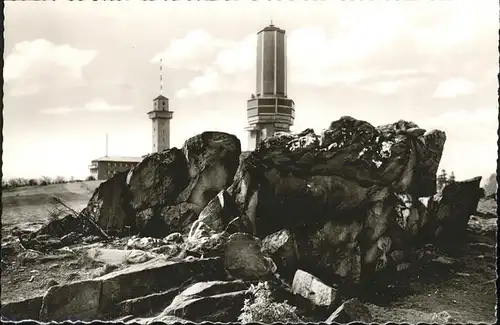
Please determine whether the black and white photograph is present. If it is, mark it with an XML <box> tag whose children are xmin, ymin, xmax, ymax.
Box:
<box><xmin>1</xmin><ymin>0</ymin><xmax>498</xmax><ymax>323</ymax></box>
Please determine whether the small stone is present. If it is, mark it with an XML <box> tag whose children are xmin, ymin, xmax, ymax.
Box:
<box><xmin>396</xmin><ymin>262</ymin><xmax>411</xmax><ymax>272</ymax></box>
<box><xmin>151</xmin><ymin>244</ymin><xmax>180</xmax><ymax>257</ymax></box>
<box><xmin>164</xmin><ymin>233</ymin><xmax>183</xmax><ymax>244</ymax></box>
<box><xmin>292</xmin><ymin>269</ymin><xmax>337</xmax><ymax>308</ymax></box>
<box><xmin>432</xmin><ymin>256</ymin><xmax>457</xmax><ymax>265</ymax></box>
<box><xmin>46</xmin><ymin>279</ymin><xmax>59</xmax><ymax>288</ymax></box>
<box><xmin>60</xmin><ymin>232</ymin><xmax>79</xmax><ymax>246</ymax></box>
<box><xmin>456</xmin><ymin>272</ymin><xmax>470</xmax><ymax>277</ymax></box>
<box><xmin>126</xmin><ymin>250</ymin><xmax>156</xmax><ymax>264</ymax></box>
<box><xmin>67</xmin><ymin>272</ymin><xmax>80</xmax><ymax>281</ymax></box>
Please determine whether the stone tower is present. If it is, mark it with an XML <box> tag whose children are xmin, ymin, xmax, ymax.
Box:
<box><xmin>148</xmin><ymin>95</ymin><xmax>173</xmax><ymax>153</ymax></box>
<box><xmin>245</xmin><ymin>22</ymin><xmax>295</xmax><ymax>150</ymax></box>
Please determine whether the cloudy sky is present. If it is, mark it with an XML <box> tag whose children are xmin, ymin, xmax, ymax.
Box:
<box><xmin>3</xmin><ymin>0</ymin><xmax>498</xmax><ymax>182</ymax></box>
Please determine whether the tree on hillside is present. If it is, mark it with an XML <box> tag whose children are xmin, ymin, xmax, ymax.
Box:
<box><xmin>437</xmin><ymin>169</ymin><xmax>447</xmax><ymax>192</ymax></box>
<box><xmin>448</xmin><ymin>171</ymin><xmax>456</xmax><ymax>183</ymax></box>
<box><xmin>39</xmin><ymin>176</ymin><xmax>53</xmax><ymax>186</ymax></box>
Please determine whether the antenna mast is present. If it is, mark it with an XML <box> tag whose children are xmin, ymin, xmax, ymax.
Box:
<box><xmin>160</xmin><ymin>58</ymin><xmax>163</xmax><ymax>95</ymax></box>
<box><xmin>105</xmin><ymin>133</ymin><xmax>109</xmax><ymax>157</ymax></box>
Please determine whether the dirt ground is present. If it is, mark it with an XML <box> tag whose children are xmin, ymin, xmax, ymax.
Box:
<box><xmin>1</xmin><ymin>189</ymin><xmax>497</xmax><ymax>323</ymax></box>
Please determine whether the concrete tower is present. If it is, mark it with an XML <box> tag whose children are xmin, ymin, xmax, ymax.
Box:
<box><xmin>245</xmin><ymin>22</ymin><xmax>295</xmax><ymax>150</ymax></box>
<box><xmin>148</xmin><ymin>95</ymin><xmax>173</xmax><ymax>153</ymax></box>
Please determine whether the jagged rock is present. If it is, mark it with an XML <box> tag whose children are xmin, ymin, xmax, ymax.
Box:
<box><xmin>175</xmin><ymin>131</ymin><xmax>242</xmax><ymax>210</ymax></box>
<box><xmin>158</xmin><ymin>280</ymin><xmax>248</xmax><ymax>322</ymax></box>
<box><xmin>127</xmin><ymin>148</ymin><xmax>189</xmax><ymax>212</ymax></box>
<box><xmin>86</xmin><ymin>248</ymin><xmax>157</xmax><ymax>266</ymax></box>
<box><xmin>39</xmin><ymin>279</ymin><xmax>102</xmax><ymax>321</ymax></box>
<box><xmin>82</xmin><ymin>171</ymin><xmax>135</xmax><ymax>235</ymax></box>
<box><xmin>81</xmin><ymin>132</ymin><xmax>241</xmax><ymax>238</ymax></box>
<box><xmin>150</xmin><ymin>244</ymin><xmax>182</xmax><ymax>257</ymax></box>
<box><xmin>325</xmin><ymin>298</ymin><xmax>373</xmax><ymax>323</ymax></box>
<box><xmin>126</xmin><ymin>250</ymin><xmax>157</xmax><ymax>264</ymax></box>
<box><xmin>118</xmin><ymin>287</ymin><xmax>182</xmax><ymax>319</ymax></box>
<box><xmin>425</xmin><ymin>176</ymin><xmax>483</xmax><ymax>242</ymax></box>
<box><xmin>261</xmin><ymin>229</ymin><xmax>299</xmax><ymax>278</ymax></box>
<box><xmin>60</xmin><ymin>232</ymin><xmax>79</xmax><ymax>246</ymax></box>
<box><xmin>224</xmin><ymin>233</ymin><xmax>277</xmax><ymax>280</ymax></box>
<box><xmin>36</xmin><ymin>214</ymin><xmax>93</xmax><ymax>239</ymax></box>
<box><xmin>196</xmin><ymin>117</ymin><xmax>446</xmax><ymax>283</ymax></box>
<box><xmin>1</xmin><ymin>237</ymin><xmax>26</xmax><ymax>257</ymax></box>
<box><xmin>291</xmin><ymin>269</ymin><xmax>338</xmax><ymax>309</ymax></box>
<box><xmin>136</xmin><ymin>202</ymin><xmax>200</xmax><ymax>236</ymax></box>
<box><xmin>97</xmin><ymin>257</ymin><xmax>227</xmax><ymax>318</ymax></box>
<box><xmin>165</xmin><ymin>232</ymin><xmax>184</xmax><ymax>243</ymax></box>
<box><xmin>1</xmin><ymin>296</ymin><xmax>43</xmax><ymax>321</ymax></box>
<box><xmin>126</xmin><ymin>236</ymin><xmax>164</xmax><ymax>250</ymax></box>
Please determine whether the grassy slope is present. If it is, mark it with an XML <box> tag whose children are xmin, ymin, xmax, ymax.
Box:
<box><xmin>1</xmin><ymin>181</ymin><xmax>103</xmax><ymax>231</ymax></box>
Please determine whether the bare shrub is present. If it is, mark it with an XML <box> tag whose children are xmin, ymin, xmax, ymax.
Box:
<box><xmin>238</xmin><ymin>281</ymin><xmax>302</xmax><ymax>323</ymax></box>
<box><xmin>54</xmin><ymin>176</ymin><xmax>66</xmax><ymax>184</ymax></box>
<box><xmin>40</xmin><ymin>176</ymin><xmax>53</xmax><ymax>186</ymax></box>
<box><xmin>28</xmin><ymin>178</ymin><xmax>39</xmax><ymax>186</ymax></box>
<box><xmin>8</xmin><ymin>178</ymin><xmax>28</xmax><ymax>187</ymax></box>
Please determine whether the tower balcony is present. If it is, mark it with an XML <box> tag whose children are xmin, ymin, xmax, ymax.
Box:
<box><xmin>246</xmin><ymin>96</ymin><xmax>295</xmax><ymax>126</ymax></box>
<box><xmin>147</xmin><ymin>110</ymin><xmax>174</xmax><ymax>120</ymax></box>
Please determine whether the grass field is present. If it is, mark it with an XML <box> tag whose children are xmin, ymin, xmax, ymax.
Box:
<box><xmin>1</xmin><ymin>181</ymin><xmax>103</xmax><ymax>234</ymax></box>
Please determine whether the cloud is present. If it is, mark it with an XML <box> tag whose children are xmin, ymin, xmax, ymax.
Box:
<box><xmin>40</xmin><ymin>107</ymin><xmax>75</xmax><ymax>115</ymax></box>
<box><xmin>433</xmin><ymin>78</ymin><xmax>477</xmax><ymax>98</ymax></box>
<box><xmin>213</xmin><ymin>34</ymin><xmax>256</xmax><ymax>74</ymax></box>
<box><xmin>151</xmin><ymin>29</ymin><xmax>228</xmax><ymax>71</ymax></box>
<box><xmin>420</xmin><ymin>108</ymin><xmax>497</xmax><ymax>129</ymax></box>
<box><xmin>170</xmin><ymin>1</ymin><xmax>495</xmax><ymax>98</ymax></box>
<box><xmin>82</xmin><ymin>99</ymin><xmax>134</xmax><ymax>112</ymax></box>
<box><xmin>40</xmin><ymin>99</ymin><xmax>134</xmax><ymax>115</ymax></box>
<box><xmin>4</xmin><ymin>39</ymin><xmax>97</xmax><ymax>96</ymax></box>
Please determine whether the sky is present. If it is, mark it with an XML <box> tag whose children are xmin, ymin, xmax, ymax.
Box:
<box><xmin>3</xmin><ymin>0</ymin><xmax>499</xmax><ymax>182</ymax></box>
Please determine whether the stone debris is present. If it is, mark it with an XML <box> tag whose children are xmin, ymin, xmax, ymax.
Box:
<box><xmin>325</xmin><ymin>298</ymin><xmax>373</xmax><ymax>323</ymax></box>
<box><xmin>291</xmin><ymin>269</ymin><xmax>338</xmax><ymax>308</ymax></box>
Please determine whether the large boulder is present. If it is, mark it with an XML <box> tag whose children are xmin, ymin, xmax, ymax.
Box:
<box><xmin>424</xmin><ymin>176</ymin><xmax>483</xmax><ymax>243</ymax></box>
<box><xmin>127</xmin><ymin>148</ymin><xmax>189</xmax><ymax>213</ymax></box>
<box><xmin>291</xmin><ymin>269</ymin><xmax>339</xmax><ymax>315</ymax></box>
<box><xmin>82</xmin><ymin>171</ymin><xmax>135</xmax><ymax>235</ymax></box>
<box><xmin>82</xmin><ymin>132</ymin><xmax>241</xmax><ymax>237</ymax></box>
<box><xmin>157</xmin><ymin>280</ymin><xmax>248</xmax><ymax>322</ymax></box>
<box><xmin>175</xmin><ymin>131</ymin><xmax>242</xmax><ymax>210</ymax></box>
<box><xmin>224</xmin><ymin>233</ymin><xmax>276</xmax><ymax>280</ymax></box>
<box><xmin>197</xmin><ymin>117</ymin><xmax>446</xmax><ymax>283</ymax></box>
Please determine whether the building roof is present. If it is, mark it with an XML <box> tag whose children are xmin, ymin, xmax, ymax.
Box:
<box><xmin>258</xmin><ymin>24</ymin><xmax>286</xmax><ymax>34</ymax></box>
<box><xmin>91</xmin><ymin>156</ymin><xmax>143</xmax><ymax>163</ymax></box>
<box><xmin>153</xmin><ymin>95</ymin><xmax>169</xmax><ymax>101</ymax></box>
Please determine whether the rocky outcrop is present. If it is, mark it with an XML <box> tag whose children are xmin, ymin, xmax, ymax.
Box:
<box><xmin>82</xmin><ymin>132</ymin><xmax>241</xmax><ymax>237</ymax></box>
<box><xmin>197</xmin><ymin>117</ymin><xmax>446</xmax><ymax>284</ymax></box>
<box><xmin>424</xmin><ymin>176</ymin><xmax>483</xmax><ymax>243</ymax></box>
<box><xmin>157</xmin><ymin>280</ymin><xmax>248</xmax><ymax>322</ymax></box>
<box><xmin>83</xmin><ymin>171</ymin><xmax>135</xmax><ymax>235</ymax></box>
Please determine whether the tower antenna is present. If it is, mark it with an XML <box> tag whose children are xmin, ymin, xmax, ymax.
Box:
<box><xmin>160</xmin><ymin>58</ymin><xmax>163</xmax><ymax>95</ymax></box>
<box><xmin>105</xmin><ymin>133</ymin><xmax>109</xmax><ymax>157</ymax></box>
<box><xmin>270</xmin><ymin>17</ymin><xmax>274</xmax><ymax>26</ymax></box>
